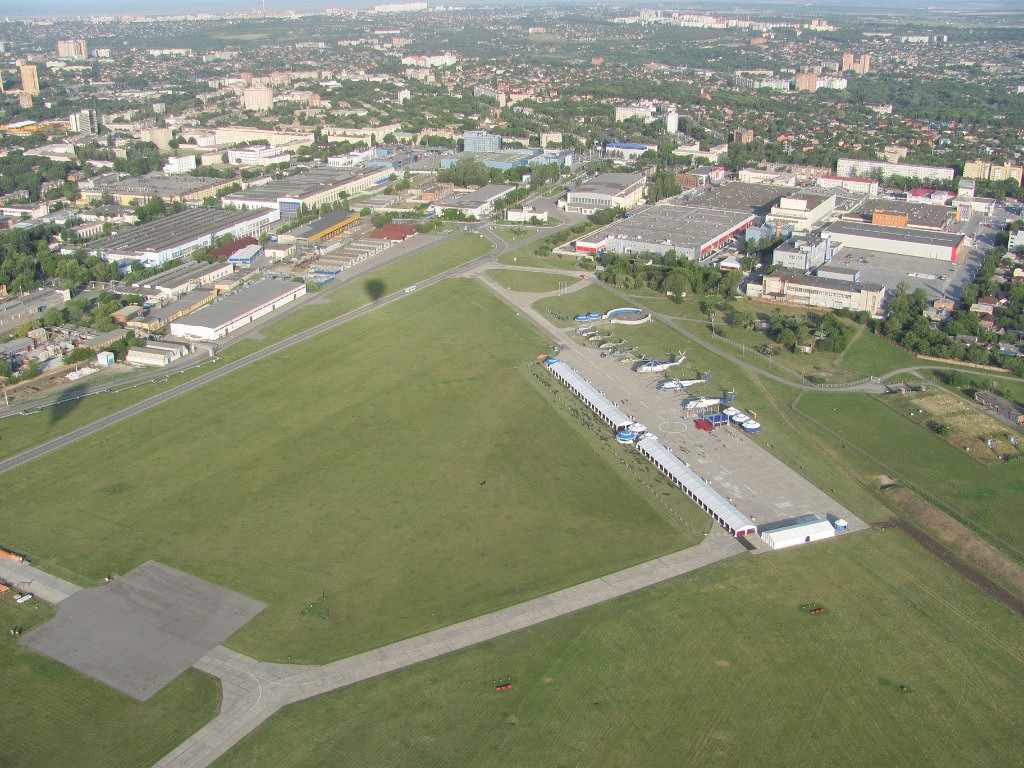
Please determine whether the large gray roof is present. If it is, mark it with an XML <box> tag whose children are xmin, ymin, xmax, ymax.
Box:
<box><xmin>88</xmin><ymin>208</ymin><xmax>268</xmax><ymax>257</ymax></box>
<box><xmin>825</xmin><ymin>220</ymin><xmax>964</xmax><ymax>247</ymax></box>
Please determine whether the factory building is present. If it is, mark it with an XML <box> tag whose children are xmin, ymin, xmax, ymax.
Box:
<box><xmin>765</xmin><ymin>192</ymin><xmax>836</xmax><ymax>233</ymax></box>
<box><xmin>564</xmin><ymin>173</ymin><xmax>647</xmax><ymax>215</ymax></box>
<box><xmin>823</xmin><ymin>221</ymin><xmax>965</xmax><ymax>261</ymax></box>
<box><xmin>169</xmin><ymin>280</ymin><xmax>306</xmax><ymax>341</ymax></box>
<box><xmin>771</xmin><ymin>233</ymin><xmax>836</xmax><ymax>271</ymax></box>
<box><xmin>222</xmin><ymin>167</ymin><xmax>391</xmax><ymax>220</ymax></box>
<box><xmin>575</xmin><ymin>204</ymin><xmax>754</xmax><ymax>260</ymax></box>
<box><xmin>87</xmin><ymin>207</ymin><xmax>277</xmax><ymax>267</ymax></box>
<box><xmin>430</xmin><ymin>185</ymin><xmax>515</xmax><ymax>218</ymax></box>
<box><xmin>277</xmin><ymin>210</ymin><xmax>360</xmax><ymax>246</ymax></box>
<box><xmin>78</xmin><ymin>172</ymin><xmax>239</xmax><ymax>206</ymax></box>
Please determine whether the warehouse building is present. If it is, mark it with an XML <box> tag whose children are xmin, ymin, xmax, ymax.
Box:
<box><xmin>823</xmin><ymin>221</ymin><xmax>965</xmax><ymax>261</ymax></box>
<box><xmin>127</xmin><ymin>289</ymin><xmax>217</xmax><ymax>332</ymax></box>
<box><xmin>170</xmin><ymin>280</ymin><xmax>306</xmax><ymax>341</ymax></box>
<box><xmin>772</xmin><ymin>233</ymin><xmax>836</xmax><ymax>271</ymax></box>
<box><xmin>430</xmin><ymin>184</ymin><xmax>515</xmax><ymax>218</ymax></box>
<box><xmin>564</xmin><ymin>173</ymin><xmax>647</xmax><ymax>214</ymax></box>
<box><xmin>841</xmin><ymin>199</ymin><xmax>953</xmax><ymax>232</ymax></box>
<box><xmin>277</xmin><ymin>210</ymin><xmax>360</xmax><ymax>246</ymax></box>
<box><xmin>575</xmin><ymin>204</ymin><xmax>754</xmax><ymax>260</ymax></box>
<box><xmin>134</xmin><ymin>261</ymin><xmax>234</xmax><ymax>299</ymax></box>
<box><xmin>78</xmin><ymin>172</ymin><xmax>239</xmax><ymax>206</ymax></box>
<box><xmin>222</xmin><ymin>167</ymin><xmax>392</xmax><ymax>220</ymax></box>
<box><xmin>88</xmin><ymin>208</ymin><xmax>278</xmax><ymax>267</ymax></box>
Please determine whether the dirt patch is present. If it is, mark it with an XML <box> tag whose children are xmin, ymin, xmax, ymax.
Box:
<box><xmin>714</xmin><ymin>659</ymin><xmax>731</xmax><ymax>669</ymax></box>
<box><xmin>542</xmin><ymin>676</ymin><xmax>554</xmax><ymax>684</ymax></box>
<box><xmin>890</xmin><ymin>391</ymin><xmax>1021</xmax><ymax>466</ymax></box>
<box><xmin>881</xmin><ymin>486</ymin><xmax>1024</xmax><ymax>617</ymax></box>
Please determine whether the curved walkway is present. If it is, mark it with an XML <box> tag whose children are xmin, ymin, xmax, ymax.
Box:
<box><xmin>153</xmin><ymin>529</ymin><xmax>742</xmax><ymax>768</ymax></box>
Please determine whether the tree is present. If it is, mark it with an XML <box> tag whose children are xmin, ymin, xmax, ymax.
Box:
<box><xmin>42</xmin><ymin>306</ymin><xmax>66</xmax><ymax>327</ymax></box>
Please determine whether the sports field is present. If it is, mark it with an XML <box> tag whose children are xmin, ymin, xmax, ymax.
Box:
<box><xmin>212</xmin><ymin>530</ymin><xmax>1024</xmax><ymax>768</ymax></box>
<box><xmin>0</xmin><ymin>280</ymin><xmax>700</xmax><ymax>663</ymax></box>
<box><xmin>0</xmin><ymin>598</ymin><xmax>219</xmax><ymax>768</ymax></box>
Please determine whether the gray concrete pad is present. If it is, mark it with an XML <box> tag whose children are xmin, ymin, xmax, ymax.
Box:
<box><xmin>22</xmin><ymin>561</ymin><xmax>264</xmax><ymax>701</ymax></box>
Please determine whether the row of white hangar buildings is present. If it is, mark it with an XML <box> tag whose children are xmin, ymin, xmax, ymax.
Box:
<box><xmin>541</xmin><ymin>357</ymin><xmax>842</xmax><ymax>550</ymax></box>
<box><xmin>542</xmin><ymin>357</ymin><xmax>759</xmax><ymax>538</ymax></box>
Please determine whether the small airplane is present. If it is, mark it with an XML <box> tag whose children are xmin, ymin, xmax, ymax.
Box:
<box><xmin>683</xmin><ymin>390</ymin><xmax>736</xmax><ymax>410</ymax></box>
<box><xmin>656</xmin><ymin>373</ymin><xmax>711</xmax><ymax>391</ymax></box>
<box><xmin>635</xmin><ymin>352</ymin><xmax>685</xmax><ymax>374</ymax></box>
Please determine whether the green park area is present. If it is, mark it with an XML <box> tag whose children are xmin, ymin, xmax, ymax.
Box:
<box><xmin>0</xmin><ymin>598</ymin><xmax>218</xmax><ymax>768</ymax></box>
<box><xmin>0</xmin><ymin>279</ymin><xmax>701</xmax><ymax>665</ymax></box>
<box><xmin>484</xmin><ymin>269</ymin><xmax>580</xmax><ymax>293</ymax></box>
<box><xmin>213</xmin><ymin>530</ymin><xmax>1024</xmax><ymax>768</ymax></box>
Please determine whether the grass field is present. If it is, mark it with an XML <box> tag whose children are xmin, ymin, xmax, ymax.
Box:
<box><xmin>796</xmin><ymin>392</ymin><xmax>1024</xmax><ymax>559</ymax></box>
<box><xmin>0</xmin><ymin>235</ymin><xmax>492</xmax><ymax>463</ymax></box>
<box><xmin>223</xmin><ymin>233</ymin><xmax>493</xmax><ymax>355</ymax></box>
<box><xmin>484</xmin><ymin>269</ymin><xmax>580</xmax><ymax>293</ymax></box>
<box><xmin>0</xmin><ymin>597</ymin><xmax>219</xmax><ymax>768</ymax></box>
<box><xmin>0</xmin><ymin>280</ymin><xmax>700</xmax><ymax>663</ymax></box>
<box><xmin>213</xmin><ymin>530</ymin><xmax>1024</xmax><ymax>768</ymax></box>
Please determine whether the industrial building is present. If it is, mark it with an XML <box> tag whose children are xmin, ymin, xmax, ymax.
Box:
<box><xmin>277</xmin><ymin>210</ymin><xmax>360</xmax><ymax>246</ymax></box>
<box><xmin>134</xmin><ymin>261</ymin><xmax>234</xmax><ymax>299</ymax></box>
<box><xmin>430</xmin><ymin>185</ymin><xmax>515</xmax><ymax>218</ymax></box>
<box><xmin>78</xmin><ymin>172</ymin><xmax>240</xmax><ymax>206</ymax></box>
<box><xmin>771</xmin><ymin>233</ymin><xmax>836</xmax><ymax>271</ymax></box>
<box><xmin>169</xmin><ymin>280</ymin><xmax>306</xmax><ymax>341</ymax></box>
<box><xmin>748</xmin><ymin>268</ymin><xmax>886</xmax><ymax>315</ymax></box>
<box><xmin>824</xmin><ymin>221</ymin><xmax>965</xmax><ymax>261</ymax></box>
<box><xmin>564</xmin><ymin>173</ymin><xmax>647</xmax><ymax>214</ymax></box>
<box><xmin>691</xmin><ymin>182</ymin><xmax>794</xmax><ymax>216</ymax></box>
<box><xmin>841</xmin><ymin>198</ymin><xmax>953</xmax><ymax>231</ymax></box>
<box><xmin>127</xmin><ymin>289</ymin><xmax>217</xmax><ymax>332</ymax></box>
<box><xmin>576</xmin><ymin>204</ymin><xmax>754</xmax><ymax>260</ymax></box>
<box><xmin>835</xmin><ymin>158</ymin><xmax>955</xmax><ymax>182</ymax></box>
<box><xmin>765</xmin><ymin>192</ymin><xmax>836</xmax><ymax>232</ymax></box>
<box><xmin>221</xmin><ymin>167</ymin><xmax>391</xmax><ymax>220</ymax></box>
<box><xmin>87</xmin><ymin>207</ymin><xmax>277</xmax><ymax>267</ymax></box>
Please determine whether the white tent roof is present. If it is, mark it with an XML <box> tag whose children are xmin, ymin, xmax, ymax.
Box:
<box><xmin>546</xmin><ymin>360</ymin><xmax>632</xmax><ymax>428</ymax></box>
<box><xmin>636</xmin><ymin>435</ymin><xmax>756</xmax><ymax>534</ymax></box>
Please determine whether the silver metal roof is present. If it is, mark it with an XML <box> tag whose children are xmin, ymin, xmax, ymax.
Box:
<box><xmin>636</xmin><ymin>434</ymin><xmax>757</xmax><ymax>534</ymax></box>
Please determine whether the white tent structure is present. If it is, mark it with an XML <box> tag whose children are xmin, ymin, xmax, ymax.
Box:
<box><xmin>760</xmin><ymin>518</ymin><xmax>835</xmax><ymax>550</ymax></box>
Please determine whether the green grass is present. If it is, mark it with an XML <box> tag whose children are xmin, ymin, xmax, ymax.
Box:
<box><xmin>0</xmin><ymin>280</ymin><xmax>700</xmax><ymax>663</ymax></box>
<box><xmin>0</xmin><ymin>597</ymin><xmax>219</xmax><ymax>768</ymax></box>
<box><xmin>839</xmin><ymin>331</ymin><xmax>920</xmax><ymax>378</ymax></box>
<box><xmin>0</xmin><ymin>358</ymin><xmax>227</xmax><ymax>463</ymax></box>
<box><xmin>213</xmin><ymin>530</ymin><xmax>1024</xmax><ymax>768</ymax></box>
<box><xmin>222</xmin><ymin>233</ymin><xmax>493</xmax><ymax>358</ymax></box>
<box><xmin>0</xmin><ymin>236</ymin><xmax>493</xmax><ymax>460</ymax></box>
<box><xmin>491</xmin><ymin>226</ymin><xmax>537</xmax><ymax>243</ymax></box>
<box><xmin>795</xmin><ymin>392</ymin><xmax>1024</xmax><ymax>558</ymax></box>
<box><xmin>484</xmin><ymin>269</ymin><xmax>580</xmax><ymax>293</ymax></box>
